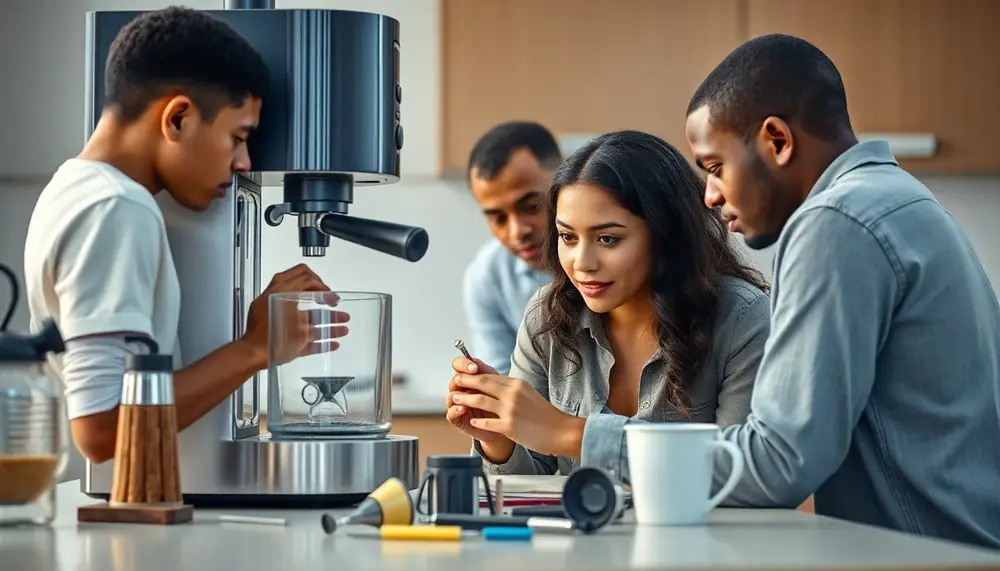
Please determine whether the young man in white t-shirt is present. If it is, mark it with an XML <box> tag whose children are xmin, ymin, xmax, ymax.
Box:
<box><xmin>23</xmin><ymin>7</ymin><xmax>340</xmax><ymax>464</ymax></box>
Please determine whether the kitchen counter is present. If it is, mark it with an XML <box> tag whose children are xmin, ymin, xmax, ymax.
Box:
<box><xmin>4</xmin><ymin>481</ymin><xmax>1000</xmax><ymax>571</ymax></box>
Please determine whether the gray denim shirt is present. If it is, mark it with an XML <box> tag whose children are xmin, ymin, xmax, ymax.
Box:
<box><xmin>473</xmin><ymin>276</ymin><xmax>770</xmax><ymax>477</ymax></box>
<box><xmin>708</xmin><ymin>141</ymin><xmax>1000</xmax><ymax>549</ymax></box>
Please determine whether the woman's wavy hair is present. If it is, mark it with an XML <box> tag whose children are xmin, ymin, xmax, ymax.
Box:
<box><xmin>530</xmin><ymin>130</ymin><xmax>768</xmax><ymax>412</ymax></box>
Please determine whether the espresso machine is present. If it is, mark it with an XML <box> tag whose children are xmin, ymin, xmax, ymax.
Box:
<box><xmin>81</xmin><ymin>2</ymin><xmax>424</xmax><ymax>507</ymax></box>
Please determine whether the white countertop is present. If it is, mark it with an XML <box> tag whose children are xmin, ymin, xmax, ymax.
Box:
<box><xmin>3</xmin><ymin>480</ymin><xmax>1000</xmax><ymax>571</ymax></box>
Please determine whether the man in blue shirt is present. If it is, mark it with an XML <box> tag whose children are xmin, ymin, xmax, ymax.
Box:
<box><xmin>683</xmin><ymin>34</ymin><xmax>1000</xmax><ymax>548</ymax></box>
<box><xmin>462</xmin><ymin>122</ymin><xmax>561</xmax><ymax>374</ymax></box>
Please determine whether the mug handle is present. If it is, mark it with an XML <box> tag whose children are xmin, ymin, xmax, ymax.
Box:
<box><xmin>478</xmin><ymin>470</ymin><xmax>497</xmax><ymax>515</ymax></box>
<box><xmin>414</xmin><ymin>471</ymin><xmax>435</xmax><ymax>516</ymax></box>
<box><xmin>706</xmin><ymin>440</ymin><xmax>744</xmax><ymax>510</ymax></box>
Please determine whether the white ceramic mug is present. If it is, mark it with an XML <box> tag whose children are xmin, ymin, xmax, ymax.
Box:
<box><xmin>624</xmin><ymin>423</ymin><xmax>744</xmax><ymax>526</ymax></box>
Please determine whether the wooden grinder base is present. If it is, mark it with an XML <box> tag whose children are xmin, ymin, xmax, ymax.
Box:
<box><xmin>76</xmin><ymin>403</ymin><xmax>189</xmax><ymax>525</ymax></box>
<box><xmin>77</xmin><ymin>503</ymin><xmax>193</xmax><ymax>525</ymax></box>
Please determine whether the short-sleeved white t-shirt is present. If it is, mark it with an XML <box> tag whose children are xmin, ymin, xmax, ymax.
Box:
<box><xmin>23</xmin><ymin>158</ymin><xmax>182</xmax><ymax>418</ymax></box>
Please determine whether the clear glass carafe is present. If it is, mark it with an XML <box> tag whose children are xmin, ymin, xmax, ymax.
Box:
<box><xmin>0</xmin><ymin>321</ymin><xmax>69</xmax><ymax>527</ymax></box>
<box><xmin>266</xmin><ymin>292</ymin><xmax>392</xmax><ymax>439</ymax></box>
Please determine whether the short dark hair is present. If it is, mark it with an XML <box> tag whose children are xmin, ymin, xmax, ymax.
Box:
<box><xmin>105</xmin><ymin>6</ymin><xmax>270</xmax><ymax>123</ymax></box>
<box><xmin>687</xmin><ymin>34</ymin><xmax>852</xmax><ymax>141</ymax></box>
<box><xmin>467</xmin><ymin>121</ymin><xmax>563</xmax><ymax>181</ymax></box>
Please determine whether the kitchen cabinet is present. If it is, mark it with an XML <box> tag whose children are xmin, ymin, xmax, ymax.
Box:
<box><xmin>440</xmin><ymin>0</ymin><xmax>745</xmax><ymax>175</ymax></box>
<box><xmin>746</xmin><ymin>0</ymin><xmax>1000</xmax><ymax>173</ymax></box>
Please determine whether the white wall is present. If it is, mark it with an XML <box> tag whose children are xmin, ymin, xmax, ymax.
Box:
<box><xmin>2</xmin><ymin>0</ymin><xmax>1000</xmax><ymax>412</ymax></box>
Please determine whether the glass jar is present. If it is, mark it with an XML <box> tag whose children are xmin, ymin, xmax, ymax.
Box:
<box><xmin>0</xmin><ymin>319</ymin><xmax>69</xmax><ymax>527</ymax></box>
<box><xmin>266</xmin><ymin>292</ymin><xmax>392</xmax><ymax>439</ymax></box>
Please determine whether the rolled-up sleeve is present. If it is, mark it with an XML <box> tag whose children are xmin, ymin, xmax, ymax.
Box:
<box><xmin>713</xmin><ymin>207</ymin><xmax>898</xmax><ymax>507</ymax></box>
<box><xmin>580</xmin><ymin>413</ymin><xmax>630</xmax><ymax>476</ymax></box>
<box><xmin>473</xmin><ymin>291</ymin><xmax>560</xmax><ymax>475</ymax></box>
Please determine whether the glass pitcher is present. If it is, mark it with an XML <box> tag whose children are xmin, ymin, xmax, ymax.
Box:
<box><xmin>266</xmin><ymin>291</ymin><xmax>392</xmax><ymax>439</ymax></box>
<box><xmin>0</xmin><ymin>263</ymin><xmax>69</xmax><ymax>527</ymax></box>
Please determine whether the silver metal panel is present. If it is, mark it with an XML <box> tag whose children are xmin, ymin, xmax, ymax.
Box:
<box><xmin>84</xmin><ymin>435</ymin><xmax>419</xmax><ymax>498</ymax></box>
<box><xmin>84</xmin><ymin>179</ymin><xmax>254</xmax><ymax>498</ymax></box>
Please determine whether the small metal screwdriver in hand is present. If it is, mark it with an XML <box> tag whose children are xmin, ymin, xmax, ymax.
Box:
<box><xmin>454</xmin><ymin>339</ymin><xmax>473</xmax><ymax>361</ymax></box>
<box><xmin>453</xmin><ymin>339</ymin><xmax>480</xmax><ymax>397</ymax></box>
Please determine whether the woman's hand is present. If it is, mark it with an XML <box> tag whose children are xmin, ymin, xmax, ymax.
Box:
<box><xmin>445</xmin><ymin>357</ymin><xmax>516</xmax><ymax>462</ymax></box>
<box><xmin>450</xmin><ymin>372</ymin><xmax>586</xmax><ymax>459</ymax></box>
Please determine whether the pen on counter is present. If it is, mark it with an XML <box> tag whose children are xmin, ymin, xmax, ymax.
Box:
<box><xmin>479</xmin><ymin>498</ymin><xmax>562</xmax><ymax>508</ymax></box>
<box><xmin>428</xmin><ymin>513</ymin><xmax>574</xmax><ymax>532</ymax></box>
<box><xmin>494</xmin><ymin>477</ymin><xmax>504</xmax><ymax>514</ymax></box>
<box><xmin>509</xmin><ymin>505</ymin><xmax>568</xmax><ymax>518</ymax></box>
<box><xmin>211</xmin><ymin>514</ymin><xmax>288</xmax><ymax>526</ymax></box>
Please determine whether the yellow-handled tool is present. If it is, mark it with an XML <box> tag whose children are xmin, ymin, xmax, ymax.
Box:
<box><xmin>348</xmin><ymin>525</ymin><xmax>465</xmax><ymax>541</ymax></box>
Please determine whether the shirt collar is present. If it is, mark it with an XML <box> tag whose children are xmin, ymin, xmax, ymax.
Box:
<box><xmin>806</xmin><ymin>139</ymin><xmax>898</xmax><ymax>202</ymax></box>
<box><xmin>512</xmin><ymin>252</ymin><xmax>552</xmax><ymax>285</ymax></box>
<box><xmin>514</xmin><ymin>255</ymin><xmax>536</xmax><ymax>276</ymax></box>
<box><xmin>573</xmin><ymin>303</ymin><xmax>664</xmax><ymax>361</ymax></box>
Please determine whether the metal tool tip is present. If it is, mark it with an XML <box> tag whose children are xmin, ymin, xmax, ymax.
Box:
<box><xmin>454</xmin><ymin>339</ymin><xmax>464</xmax><ymax>348</ymax></box>
<box><xmin>321</xmin><ymin>514</ymin><xmax>337</xmax><ymax>534</ymax></box>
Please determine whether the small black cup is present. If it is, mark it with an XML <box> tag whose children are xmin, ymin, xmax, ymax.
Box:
<box><xmin>415</xmin><ymin>455</ymin><xmax>496</xmax><ymax>516</ymax></box>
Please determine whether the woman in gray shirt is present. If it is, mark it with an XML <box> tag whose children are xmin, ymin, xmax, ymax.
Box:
<box><xmin>446</xmin><ymin>130</ymin><xmax>771</xmax><ymax>477</ymax></box>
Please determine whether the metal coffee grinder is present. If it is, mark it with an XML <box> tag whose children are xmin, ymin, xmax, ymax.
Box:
<box><xmin>81</xmin><ymin>2</ymin><xmax>423</xmax><ymax>507</ymax></box>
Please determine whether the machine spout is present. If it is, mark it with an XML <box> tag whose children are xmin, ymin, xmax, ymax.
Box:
<box><xmin>316</xmin><ymin>213</ymin><xmax>428</xmax><ymax>262</ymax></box>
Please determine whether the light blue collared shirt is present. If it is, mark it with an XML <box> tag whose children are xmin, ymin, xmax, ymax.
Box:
<box><xmin>706</xmin><ymin>141</ymin><xmax>1000</xmax><ymax>549</ymax></box>
<box><xmin>462</xmin><ymin>239</ymin><xmax>550</xmax><ymax>374</ymax></box>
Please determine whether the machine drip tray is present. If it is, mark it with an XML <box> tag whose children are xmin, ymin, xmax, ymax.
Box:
<box><xmin>84</xmin><ymin>492</ymin><xmax>370</xmax><ymax>509</ymax></box>
<box><xmin>82</xmin><ymin>435</ymin><xmax>419</xmax><ymax>509</ymax></box>
<box><xmin>268</xmin><ymin>421</ymin><xmax>389</xmax><ymax>439</ymax></box>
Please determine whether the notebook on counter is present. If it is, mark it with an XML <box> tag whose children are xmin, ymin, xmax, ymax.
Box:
<box><xmin>477</xmin><ymin>475</ymin><xmax>567</xmax><ymax>507</ymax></box>
<box><xmin>484</xmin><ymin>475</ymin><xmax>566</xmax><ymax>498</ymax></box>
<box><xmin>478</xmin><ymin>473</ymin><xmax>634</xmax><ymax>508</ymax></box>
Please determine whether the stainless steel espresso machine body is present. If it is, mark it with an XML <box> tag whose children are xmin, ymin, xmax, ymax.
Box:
<box><xmin>81</xmin><ymin>4</ymin><xmax>425</xmax><ymax>507</ymax></box>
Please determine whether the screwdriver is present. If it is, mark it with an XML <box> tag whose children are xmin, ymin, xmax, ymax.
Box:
<box><xmin>346</xmin><ymin>524</ymin><xmax>533</xmax><ymax>542</ymax></box>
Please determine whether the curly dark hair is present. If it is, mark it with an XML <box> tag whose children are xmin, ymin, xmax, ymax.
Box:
<box><xmin>104</xmin><ymin>6</ymin><xmax>270</xmax><ymax>123</ymax></box>
<box><xmin>531</xmin><ymin>130</ymin><xmax>769</xmax><ymax>413</ymax></box>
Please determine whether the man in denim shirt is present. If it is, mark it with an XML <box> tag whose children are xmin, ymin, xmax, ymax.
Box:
<box><xmin>679</xmin><ymin>34</ymin><xmax>1000</xmax><ymax>548</ymax></box>
<box><xmin>462</xmin><ymin>122</ymin><xmax>561</xmax><ymax>374</ymax></box>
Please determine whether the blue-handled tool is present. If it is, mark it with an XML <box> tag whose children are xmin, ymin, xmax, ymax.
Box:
<box><xmin>482</xmin><ymin>527</ymin><xmax>533</xmax><ymax>541</ymax></box>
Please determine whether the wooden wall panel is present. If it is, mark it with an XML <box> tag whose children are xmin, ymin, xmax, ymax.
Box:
<box><xmin>747</xmin><ymin>0</ymin><xmax>1000</xmax><ymax>173</ymax></box>
<box><xmin>441</xmin><ymin>0</ymin><xmax>745</xmax><ymax>174</ymax></box>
